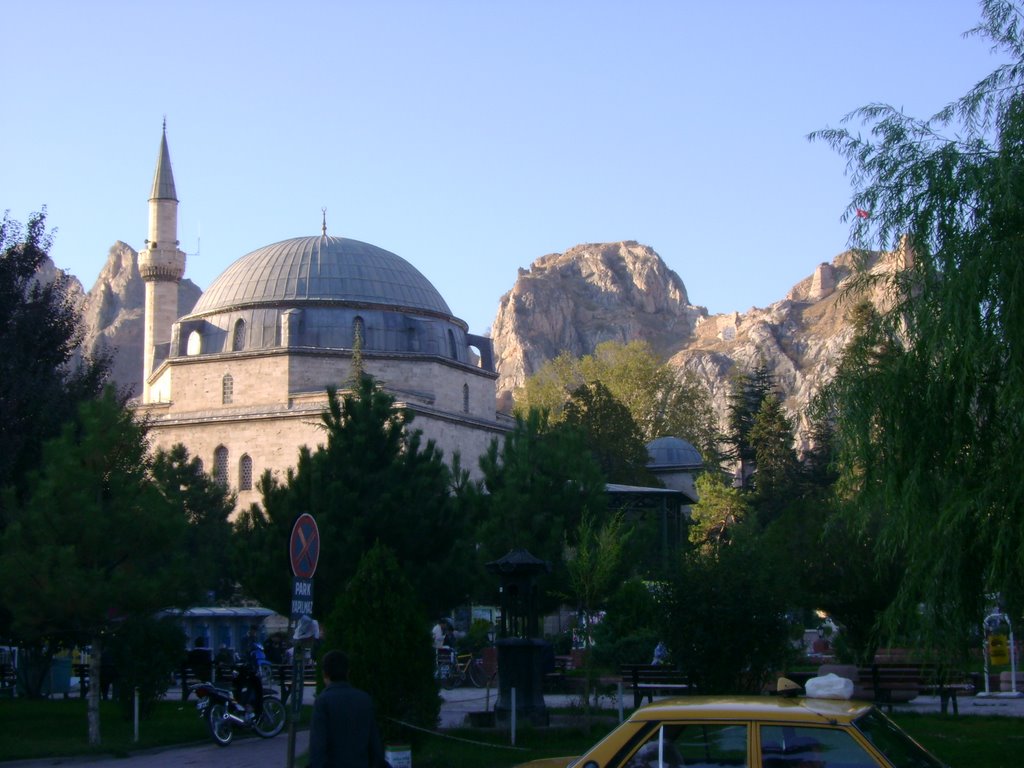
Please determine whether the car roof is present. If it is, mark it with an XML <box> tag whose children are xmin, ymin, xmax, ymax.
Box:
<box><xmin>627</xmin><ymin>696</ymin><xmax>874</xmax><ymax>725</ymax></box>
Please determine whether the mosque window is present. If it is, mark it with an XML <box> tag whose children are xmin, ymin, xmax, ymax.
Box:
<box><xmin>463</xmin><ymin>383</ymin><xmax>470</xmax><ymax>413</ymax></box>
<box><xmin>222</xmin><ymin>374</ymin><xmax>234</xmax><ymax>404</ymax></box>
<box><xmin>195</xmin><ymin>458</ymin><xmax>204</xmax><ymax>475</ymax></box>
<box><xmin>187</xmin><ymin>330</ymin><xmax>202</xmax><ymax>356</ymax></box>
<box><xmin>239</xmin><ymin>454</ymin><xmax>253</xmax><ymax>491</ymax></box>
<box><xmin>232</xmin><ymin>319</ymin><xmax>246</xmax><ymax>352</ymax></box>
<box><xmin>213</xmin><ymin>446</ymin><xmax>229</xmax><ymax>487</ymax></box>
<box><xmin>352</xmin><ymin>316</ymin><xmax>365</xmax><ymax>349</ymax></box>
<box><xmin>448</xmin><ymin>329</ymin><xmax>458</xmax><ymax>360</ymax></box>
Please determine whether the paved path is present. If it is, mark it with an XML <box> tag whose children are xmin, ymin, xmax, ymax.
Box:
<box><xmin>6</xmin><ymin>688</ymin><xmax>1024</xmax><ymax>768</ymax></box>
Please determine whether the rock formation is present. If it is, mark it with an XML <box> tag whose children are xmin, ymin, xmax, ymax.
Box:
<box><xmin>70</xmin><ymin>242</ymin><xmax>200</xmax><ymax>397</ymax></box>
<box><xmin>492</xmin><ymin>241</ymin><xmax>708</xmax><ymax>410</ymax></box>
<box><xmin>492</xmin><ymin>242</ymin><xmax>899</xmax><ymax>451</ymax></box>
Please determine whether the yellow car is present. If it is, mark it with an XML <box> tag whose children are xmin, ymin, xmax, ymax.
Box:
<box><xmin>519</xmin><ymin>696</ymin><xmax>945</xmax><ymax>768</ymax></box>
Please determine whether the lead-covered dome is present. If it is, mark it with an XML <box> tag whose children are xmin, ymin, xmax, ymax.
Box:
<box><xmin>646</xmin><ymin>436</ymin><xmax>703</xmax><ymax>470</ymax></box>
<box><xmin>170</xmin><ymin>234</ymin><xmax>477</xmax><ymax>365</ymax></box>
<box><xmin>190</xmin><ymin>235</ymin><xmax>452</xmax><ymax>317</ymax></box>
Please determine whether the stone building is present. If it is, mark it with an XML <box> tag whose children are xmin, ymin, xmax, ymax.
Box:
<box><xmin>133</xmin><ymin>126</ymin><xmax>509</xmax><ymax>510</ymax></box>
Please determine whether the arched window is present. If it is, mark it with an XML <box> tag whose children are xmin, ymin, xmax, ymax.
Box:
<box><xmin>463</xmin><ymin>383</ymin><xmax>470</xmax><ymax>413</ymax></box>
<box><xmin>352</xmin><ymin>316</ymin><xmax>365</xmax><ymax>348</ymax></box>
<box><xmin>231</xmin><ymin>319</ymin><xmax>246</xmax><ymax>352</ymax></box>
<box><xmin>222</xmin><ymin>374</ymin><xmax>234</xmax><ymax>405</ymax></box>
<box><xmin>194</xmin><ymin>458</ymin><xmax>204</xmax><ymax>476</ymax></box>
<box><xmin>213</xmin><ymin>446</ymin><xmax>229</xmax><ymax>487</ymax></box>
<box><xmin>447</xmin><ymin>329</ymin><xmax>458</xmax><ymax>360</ymax></box>
<box><xmin>187</xmin><ymin>330</ymin><xmax>202</xmax><ymax>356</ymax></box>
<box><xmin>239</xmin><ymin>454</ymin><xmax>253</xmax><ymax>491</ymax></box>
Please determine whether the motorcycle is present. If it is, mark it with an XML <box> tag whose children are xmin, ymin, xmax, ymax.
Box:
<box><xmin>188</xmin><ymin>668</ymin><xmax>286</xmax><ymax>746</ymax></box>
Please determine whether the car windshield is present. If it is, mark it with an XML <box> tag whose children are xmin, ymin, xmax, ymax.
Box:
<box><xmin>854</xmin><ymin>709</ymin><xmax>945</xmax><ymax>768</ymax></box>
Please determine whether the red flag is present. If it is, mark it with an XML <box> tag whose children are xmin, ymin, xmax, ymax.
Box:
<box><xmin>855</xmin><ymin>208</ymin><xmax>870</xmax><ymax>219</ymax></box>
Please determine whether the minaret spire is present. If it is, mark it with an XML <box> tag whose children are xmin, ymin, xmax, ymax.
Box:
<box><xmin>150</xmin><ymin>120</ymin><xmax>178</xmax><ymax>202</ymax></box>
<box><xmin>139</xmin><ymin>121</ymin><xmax>187</xmax><ymax>403</ymax></box>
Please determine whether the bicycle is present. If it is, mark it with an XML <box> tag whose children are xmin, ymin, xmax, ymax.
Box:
<box><xmin>436</xmin><ymin>649</ymin><xmax>488</xmax><ymax>689</ymax></box>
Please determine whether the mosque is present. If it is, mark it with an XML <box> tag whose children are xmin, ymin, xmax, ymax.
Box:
<box><xmin>133</xmin><ymin>126</ymin><xmax>511</xmax><ymax>509</ymax></box>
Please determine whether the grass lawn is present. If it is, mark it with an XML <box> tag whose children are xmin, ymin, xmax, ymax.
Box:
<box><xmin>1</xmin><ymin>699</ymin><xmax>1022</xmax><ymax>767</ymax></box>
<box><xmin>0</xmin><ymin>696</ymin><xmax>224</xmax><ymax>761</ymax></box>
<box><xmin>894</xmin><ymin>712</ymin><xmax>1024</xmax><ymax>768</ymax></box>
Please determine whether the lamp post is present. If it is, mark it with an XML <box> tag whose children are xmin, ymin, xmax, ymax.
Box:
<box><xmin>485</xmin><ymin>548</ymin><xmax>551</xmax><ymax>727</ymax></box>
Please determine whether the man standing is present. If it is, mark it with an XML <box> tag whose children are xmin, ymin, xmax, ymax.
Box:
<box><xmin>309</xmin><ymin>649</ymin><xmax>385</xmax><ymax>768</ymax></box>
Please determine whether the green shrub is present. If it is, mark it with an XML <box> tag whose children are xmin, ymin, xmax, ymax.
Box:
<box><xmin>591</xmin><ymin>630</ymin><xmax>660</xmax><ymax>670</ymax></box>
<box><xmin>459</xmin><ymin>618</ymin><xmax>493</xmax><ymax>653</ymax></box>
<box><xmin>106</xmin><ymin>615</ymin><xmax>185</xmax><ymax>718</ymax></box>
<box><xmin>660</xmin><ymin>540</ymin><xmax>797</xmax><ymax>694</ymax></box>
<box><xmin>325</xmin><ymin>542</ymin><xmax>440</xmax><ymax>743</ymax></box>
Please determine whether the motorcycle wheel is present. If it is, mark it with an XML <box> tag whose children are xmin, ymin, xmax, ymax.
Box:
<box><xmin>253</xmin><ymin>695</ymin><xmax>287</xmax><ymax>738</ymax></box>
<box><xmin>468</xmin><ymin>658</ymin><xmax>488</xmax><ymax>688</ymax></box>
<box><xmin>207</xmin><ymin>702</ymin><xmax>234</xmax><ymax>746</ymax></box>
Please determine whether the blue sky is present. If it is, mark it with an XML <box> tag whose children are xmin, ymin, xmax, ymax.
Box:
<box><xmin>2</xmin><ymin>1</ymin><xmax>1001</xmax><ymax>335</ymax></box>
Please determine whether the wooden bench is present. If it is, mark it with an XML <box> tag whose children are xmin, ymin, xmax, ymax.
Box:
<box><xmin>820</xmin><ymin>662</ymin><xmax>971</xmax><ymax>715</ymax></box>
<box><xmin>544</xmin><ymin>654</ymin><xmax>572</xmax><ymax>691</ymax></box>
<box><xmin>0</xmin><ymin>662</ymin><xmax>15</xmax><ymax>696</ymax></box>
<box><xmin>863</xmin><ymin>663</ymin><xmax>973</xmax><ymax>715</ymax></box>
<box><xmin>620</xmin><ymin>663</ymin><xmax>690</xmax><ymax>708</ymax></box>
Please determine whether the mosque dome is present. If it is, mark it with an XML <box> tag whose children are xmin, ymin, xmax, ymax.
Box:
<box><xmin>646</xmin><ymin>436</ymin><xmax>703</xmax><ymax>470</ymax></box>
<box><xmin>173</xmin><ymin>234</ymin><xmax>474</xmax><ymax>363</ymax></box>
<box><xmin>190</xmin><ymin>235</ymin><xmax>452</xmax><ymax>317</ymax></box>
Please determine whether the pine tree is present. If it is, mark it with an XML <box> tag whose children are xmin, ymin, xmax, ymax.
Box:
<box><xmin>0</xmin><ymin>390</ymin><xmax>191</xmax><ymax>743</ymax></box>
<box><xmin>234</xmin><ymin>377</ymin><xmax>472</xmax><ymax>619</ymax></box>
<box><xmin>326</xmin><ymin>543</ymin><xmax>439</xmax><ymax>743</ymax></box>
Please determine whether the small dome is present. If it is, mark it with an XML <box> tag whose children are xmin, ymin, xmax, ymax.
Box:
<box><xmin>190</xmin><ymin>235</ymin><xmax>452</xmax><ymax>317</ymax></box>
<box><xmin>646</xmin><ymin>436</ymin><xmax>703</xmax><ymax>470</ymax></box>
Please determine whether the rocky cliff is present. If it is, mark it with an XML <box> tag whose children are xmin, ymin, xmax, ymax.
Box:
<box><xmin>492</xmin><ymin>241</ymin><xmax>708</xmax><ymax>410</ymax></box>
<box><xmin>71</xmin><ymin>242</ymin><xmax>200</xmax><ymax>397</ymax></box>
<box><xmin>492</xmin><ymin>241</ymin><xmax>897</xmax><ymax>450</ymax></box>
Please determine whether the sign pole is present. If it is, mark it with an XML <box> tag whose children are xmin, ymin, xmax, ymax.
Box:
<box><xmin>286</xmin><ymin>513</ymin><xmax>320</xmax><ymax>768</ymax></box>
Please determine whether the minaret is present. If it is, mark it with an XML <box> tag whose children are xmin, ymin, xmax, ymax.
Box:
<box><xmin>138</xmin><ymin>121</ymin><xmax>186</xmax><ymax>403</ymax></box>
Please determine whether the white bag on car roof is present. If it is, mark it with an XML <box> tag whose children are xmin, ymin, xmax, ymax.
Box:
<box><xmin>805</xmin><ymin>672</ymin><xmax>855</xmax><ymax>699</ymax></box>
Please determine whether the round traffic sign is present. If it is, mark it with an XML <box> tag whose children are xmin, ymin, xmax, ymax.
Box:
<box><xmin>289</xmin><ymin>513</ymin><xmax>320</xmax><ymax>579</ymax></box>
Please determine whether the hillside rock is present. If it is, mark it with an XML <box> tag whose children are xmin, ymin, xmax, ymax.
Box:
<box><xmin>78</xmin><ymin>242</ymin><xmax>201</xmax><ymax>396</ymax></box>
<box><xmin>492</xmin><ymin>241</ymin><xmax>708</xmax><ymax>409</ymax></box>
<box><xmin>493</xmin><ymin>242</ymin><xmax>899</xmax><ymax>451</ymax></box>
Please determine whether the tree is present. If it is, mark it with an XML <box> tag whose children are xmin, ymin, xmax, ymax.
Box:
<box><xmin>722</xmin><ymin>361</ymin><xmax>776</xmax><ymax>485</ymax></box>
<box><xmin>661</xmin><ymin>534</ymin><xmax>795</xmax><ymax>694</ymax></box>
<box><xmin>325</xmin><ymin>542</ymin><xmax>439</xmax><ymax>743</ymax></box>
<box><xmin>808</xmin><ymin>0</ymin><xmax>1024</xmax><ymax>650</ymax></box>
<box><xmin>687</xmin><ymin>472</ymin><xmax>750</xmax><ymax>555</ymax></box>
<box><xmin>473</xmin><ymin>409</ymin><xmax>608</xmax><ymax>608</ymax></box>
<box><xmin>151</xmin><ymin>444</ymin><xmax>237</xmax><ymax>602</ymax></box>
<box><xmin>0</xmin><ymin>210</ymin><xmax>109</xmax><ymax>518</ymax></box>
<box><xmin>0</xmin><ymin>389</ymin><xmax>192</xmax><ymax>744</ymax></box>
<box><xmin>516</xmin><ymin>340</ymin><xmax>718</xmax><ymax>457</ymax></box>
<box><xmin>747</xmin><ymin>393</ymin><xmax>800</xmax><ymax>527</ymax></box>
<box><xmin>563</xmin><ymin>510</ymin><xmax>628</xmax><ymax>723</ymax></box>
<box><xmin>234</xmin><ymin>376</ymin><xmax>472</xmax><ymax>620</ymax></box>
<box><xmin>563</xmin><ymin>381</ymin><xmax>654</xmax><ymax>484</ymax></box>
